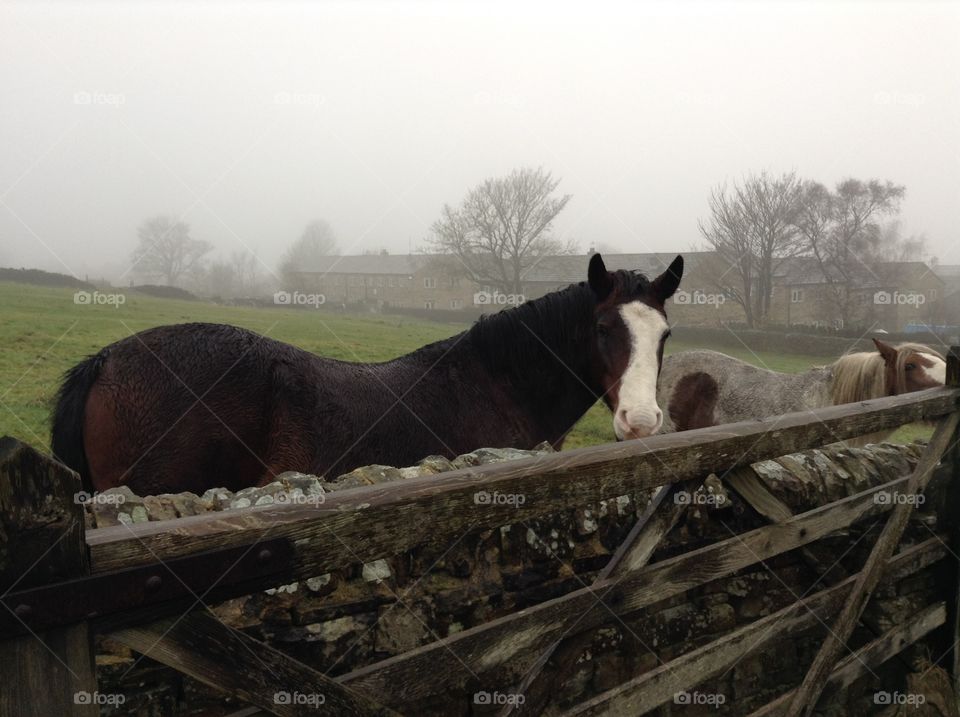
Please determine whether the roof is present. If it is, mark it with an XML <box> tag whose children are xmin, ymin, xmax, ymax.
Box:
<box><xmin>775</xmin><ymin>257</ymin><xmax>940</xmax><ymax>288</ymax></box>
<box><xmin>520</xmin><ymin>253</ymin><xmax>688</xmax><ymax>284</ymax></box>
<box><xmin>934</xmin><ymin>264</ymin><xmax>960</xmax><ymax>279</ymax></box>
<box><xmin>293</xmin><ymin>254</ymin><xmax>428</xmax><ymax>276</ymax></box>
<box><xmin>293</xmin><ymin>251</ymin><xmax>940</xmax><ymax>289</ymax></box>
<box><xmin>295</xmin><ymin>251</ymin><xmax>710</xmax><ymax>282</ymax></box>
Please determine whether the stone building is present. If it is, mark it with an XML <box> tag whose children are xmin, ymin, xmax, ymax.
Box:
<box><xmin>768</xmin><ymin>258</ymin><xmax>944</xmax><ymax>332</ymax></box>
<box><xmin>289</xmin><ymin>251</ymin><xmax>945</xmax><ymax>331</ymax></box>
<box><xmin>287</xmin><ymin>254</ymin><xmax>477</xmax><ymax>311</ymax></box>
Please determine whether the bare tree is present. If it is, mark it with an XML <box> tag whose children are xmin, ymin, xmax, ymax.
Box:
<box><xmin>429</xmin><ymin>167</ymin><xmax>574</xmax><ymax>294</ymax></box>
<box><xmin>132</xmin><ymin>216</ymin><xmax>212</xmax><ymax>286</ymax></box>
<box><xmin>280</xmin><ymin>220</ymin><xmax>338</xmax><ymax>285</ymax></box>
<box><xmin>698</xmin><ymin>171</ymin><xmax>803</xmax><ymax>328</ymax></box>
<box><xmin>794</xmin><ymin>179</ymin><xmax>906</xmax><ymax>327</ymax></box>
<box><xmin>230</xmin><ymin>249</ymin><xmax>260</xmax><ymax>295</ymax></box>
<box><xmin>205</xmin><ymin>260</ymin><xmax>236</xmax><ymax>298</ymax></box>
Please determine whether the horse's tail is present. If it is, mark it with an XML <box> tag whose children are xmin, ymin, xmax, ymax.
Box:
<box><xmin>51</xmin><ymin>351</ymin><xmax>107</xmax><ymax>492</ymax></box>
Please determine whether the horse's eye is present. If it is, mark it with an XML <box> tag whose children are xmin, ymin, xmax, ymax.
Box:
<box><xmin>597</xmin><ymin>324</ymin><xmax>610</xmax><ymax>337</ymax></box>
<box><xmin>905</xmin><ymin>363</ymin><xmax>916</xmax><ymax>371</ymax></box>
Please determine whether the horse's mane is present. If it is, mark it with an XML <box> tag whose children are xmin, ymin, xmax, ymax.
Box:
<box><xmin>829</xmin><ymin>353</ymin><xmax>886</xmax><ymax>405</ymax></box>
<box><xmin>467</xmin><ymin>271</ymin><xmax>651</xmax><ymax>389</ymax></box>
<box><xmin>829</xmin><ymin>342</ymin><xmax>944</xmax><ymax>405</ymax></box>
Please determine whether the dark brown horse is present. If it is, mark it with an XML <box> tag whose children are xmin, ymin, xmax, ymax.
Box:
<box><xmin>52</xmin><ymin>254</ymin><xmax>683</xmax><ymax>496</ymax></box>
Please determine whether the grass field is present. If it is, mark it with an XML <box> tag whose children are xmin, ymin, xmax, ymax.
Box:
<box><xmin>0</xmin><ymin>280</ymin><xmax>926</xmax><ymax>459</ymax></box>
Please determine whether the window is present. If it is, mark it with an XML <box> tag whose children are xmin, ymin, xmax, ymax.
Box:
<box><xmin>791</xmin><ymin>288</ymin><xmax>804</xmax><ymax>303</ymax></box>
<box><xmin>366</xmin><ymin>276</ymin><xmax>373</xmax><ymax>286</ymax></box>
<box><xmin>388</xmin><ymin>276</ymin><xmax>396</xmax><ymax>288</ymax></box>
<box><xmin>930</xmin><ymin>289</ymin><xmax>938</xmax><ymax>301</ymax></box>
<box><xmin>450</xmin><ymin>299</ymin><xmax>462</xmax><ymax>309</ymax></box>
<box><xmin>423</xmin><ymin>277</ymin><xmax>437</xmax><ymax>289</ymax></box>
<box><xmin>376</xmin><ymin>277</ymin><xmax>383</xmax><ymax>287</ymax></box>
<box><xmin>449</xmin><ymin>277</ymin><xmax>461</xmax><ymax>288</ymax></box>
<box><xmin>424</xmin><ymin>300</ymin><xmax>436</xmax><ymax>310</ymax></box>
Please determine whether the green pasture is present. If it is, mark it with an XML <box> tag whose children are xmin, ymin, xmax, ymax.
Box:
<box><xmin>0</xmin><ymin>280</ymin><xmax>925</xmax><ymax>457</ymax></box>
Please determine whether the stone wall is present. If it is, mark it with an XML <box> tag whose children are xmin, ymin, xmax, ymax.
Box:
<box><xmin>88</xmin><ymin>440</ymin><xmax>953</xmax><ymax>716</ymax></box>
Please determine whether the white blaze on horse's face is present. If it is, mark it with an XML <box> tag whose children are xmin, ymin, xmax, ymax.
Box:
<box><xmin>924</xmin><ymin>354</ymin><xmax>947</xmax><ymax>384</ymax></box>
<box><xmin>613</xmin><ymin>301</ymin><xmax>668</xmax><ymax>440</ymax></box>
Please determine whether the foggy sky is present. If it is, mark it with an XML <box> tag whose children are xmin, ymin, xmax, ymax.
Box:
<box><xmin>1</xmin><ymin>0</ymin><xmax>958</xmax><ymax>285</ymax></box>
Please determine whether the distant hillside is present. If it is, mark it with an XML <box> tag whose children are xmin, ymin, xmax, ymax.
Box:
<box><xmin>0</xmin><ymin>267</ymin><xmax>94</xmax><ymax>289</ymax></box>
<box><xmin>130</xmin><ymin>284</ymin><xmax>199</xmax><ymax>301</ymax></box>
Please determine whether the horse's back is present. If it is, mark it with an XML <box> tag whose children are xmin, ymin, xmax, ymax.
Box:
<box><xmin>77</xmin><ymin>323</ymin><xmax>326</xmax><ymax>494</ymax></box>
<box><xmin>658</xmin><ymin>350</ymin><xmax>825</xmax><ymax>432</ymax></box>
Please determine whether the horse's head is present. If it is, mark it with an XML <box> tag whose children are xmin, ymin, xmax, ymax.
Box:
<box><xmin>587</xmin><ymin>253</ymin><xmax>683</xmax><ymax>440</ymax></box>
<box><xmin>872</xmin><ymin>339</ymin><xmax>946</xmax><ymax>395</ymax></box>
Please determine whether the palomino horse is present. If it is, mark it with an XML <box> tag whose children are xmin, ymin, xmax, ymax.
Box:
<box><xmin>52</xmin><ymin>254</ymin><xmax>683</xmax><ymax>496</ymax></box>
<box><xmin>658</xmin><ymin>339</ymin><xmax>946</xmax><ymax>434</ymax></box>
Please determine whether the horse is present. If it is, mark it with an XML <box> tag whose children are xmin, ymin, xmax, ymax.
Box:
<box><xmin>51</xmin><ymin>253</ymin><xmax>684</xmax><ymax>496</ymax></box>
<box><xmin>658</xmin><ymin>339</ymin><xmax>946</xmax><ymax>435</ymax></box>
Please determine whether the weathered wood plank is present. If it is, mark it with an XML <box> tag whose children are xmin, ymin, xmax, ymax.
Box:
<box><xmin>336</xmin><ymin>475</ymin><xmax>913</xmax><ymax>708</ymax></box>
<box><xmin>726</xmin><ymin>468</ymin><xmax>794</xmax><ymax>523</ymax></box>
<box><xmin>784</xmin><ymin>412</ymin><xmax>960</xmax><ymax>717</ymax></box>
<box><xmin>110</xmin><ymin>611</ymin><xmax>397</xmax><ymax>717</ymax></box>
<box><xmin>0</xmin><ymin>436</ymin><xmax>98</xmax><ymax>717</ymax></box>
<box><xmin>727</xmin><ymin>469</ymin><xmax>849</xmax><ymax>589</ymax></box>
<box><xmin>561</xmin><ymin>540</ymin><xmax>947</xmax><ymax>717</ymax></box>
<box><xmin>87</xmin><ymin>388</ymin><xmax>960</xmax><ymax>580</ymax></box>
<box><xmin>503</xmin><ymin>477</ymin><xmax>705</xmax><ymax>716</ymax></box>
<box><xmin>748</xmin><ymin>602</ymin><xmax>947</xmax><ymax>717</ymax></box>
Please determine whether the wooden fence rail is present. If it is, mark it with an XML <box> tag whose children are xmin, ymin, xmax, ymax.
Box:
<box><xmin>0</xmin><ymin>348</ymin><xmax>958</xmax><ymax>716</ymax></box>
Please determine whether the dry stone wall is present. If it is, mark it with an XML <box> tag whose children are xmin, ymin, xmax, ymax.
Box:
<box><xmin>89</xmin><ymin>440</ymin><xmax>951</xmax><ymax>716</ymax></box>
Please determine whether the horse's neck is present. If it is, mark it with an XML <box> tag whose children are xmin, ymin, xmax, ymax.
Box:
<box><xmin>461</xmin><ymin>291</ymin><xmax>601</xmax><ymax>438</ymax></box>
<box><xmin>793</xmin><ymin>365</ymin><xmax>835</xmax><ymax>408</ymax></box>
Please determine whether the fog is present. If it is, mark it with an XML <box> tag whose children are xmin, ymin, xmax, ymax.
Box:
<box><xmin>1</xmin><ymin>0</ymin><xmax>958</xmax><ymax>284</ymax></box>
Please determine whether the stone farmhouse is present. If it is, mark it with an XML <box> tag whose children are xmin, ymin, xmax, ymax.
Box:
<box><xmin>288</xmin><ymin>251</ymin><xmax>946</xmax><ymax>332</ymax></box>
<box><xmin>768</xmin><ymin>258</ymin><xmax>944</xmax><ymax>332</ymax></box>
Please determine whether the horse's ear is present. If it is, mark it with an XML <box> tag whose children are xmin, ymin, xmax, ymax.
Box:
<box><xmin>873</xmin><ymin>338</ymin><xmax>898</xmax><ymax>364</ymax></box>
<box><xmin>652</xmin><ymin>255</ymin><xmax>684</xmax><ymax>304</ymax></box>
<box><xmin>588</xmin><ymin>253</ymin><xmax>613</xmax><ymax>301</ymax></box>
